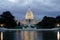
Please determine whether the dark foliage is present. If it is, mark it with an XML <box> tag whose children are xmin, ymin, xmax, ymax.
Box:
<box><xmin>56</xmin><ymin>16</ymin><xmax>60</xmax><ymax>24</ymax></box>
<box><xmin>0</xmin><ymin>11</ymin><xmax>17</xmax><ymax>28</ymax></box>
<box><xmin>36</xmin><ymin>16</ymin><xmax>60</xmax><ymax>28</ymax></box>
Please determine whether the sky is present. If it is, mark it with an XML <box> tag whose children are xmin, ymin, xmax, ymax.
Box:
<box><xmin>0</xmin><ymin>0</ymin><xmax>60</xmax><ymax>20</ymax></box>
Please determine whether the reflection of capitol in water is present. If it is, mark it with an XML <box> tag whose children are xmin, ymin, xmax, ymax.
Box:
<box><xmin>21</xmin><ymin>28</ymin><xmax>37</xmax><ymax>40</ymax></box>
<box><xmin>15</xmin><ymin>8</ymin><xmax>43</xmax><ymax>40</ymax></box>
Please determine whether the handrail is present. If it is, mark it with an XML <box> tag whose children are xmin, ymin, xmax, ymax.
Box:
<box><xmin>0</xmin><ymin>28</ymin><xmax>59</xmax><ymax>32</ymax></box>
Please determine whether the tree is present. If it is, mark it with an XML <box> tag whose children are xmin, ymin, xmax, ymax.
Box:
<box><xmin>37</xmin><ymin>16</ymin><xmax>56</xmax><ymax>28</ymax></box>
<box><xmin>1</xmin><ymin>11</ymin><xmax>17</xmax><ymax>28</ymax></box>
<box><xmin>56</xmin><ymin>16</ymin><xmax>60</xmax><ymax>24</ymax></box>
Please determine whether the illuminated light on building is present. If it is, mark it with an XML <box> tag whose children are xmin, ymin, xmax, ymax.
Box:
<box><xmin>25</xmin><ymin>8</ymin><xmax>34</xmax><ymax>19</ymax></box>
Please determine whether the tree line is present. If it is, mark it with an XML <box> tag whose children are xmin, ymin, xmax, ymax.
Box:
<box><xmin>0</xmin><ymin>11</ymin><xmax>60</xmax><ymax>29</ymax></box>
<box><xmin>0</xmin><ymin>11</ymin><xmax>17</xmax><ymax>28</ymax></box>
<box><xmin>36</xmin><ymin>16</ymin><xmax>60</xmax><ymax>29</ymax></box>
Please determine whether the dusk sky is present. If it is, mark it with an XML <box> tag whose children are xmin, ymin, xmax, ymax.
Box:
<box><xmin>0</xmin><ymin>0</ymin><xmax>60</xmax><ymax>20</ymax></box>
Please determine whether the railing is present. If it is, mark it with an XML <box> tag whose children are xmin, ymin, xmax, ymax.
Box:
<box><xmin>0</xmin><ymin>28</ymin><xmax>60</xmax><ymax>40</ymax></box>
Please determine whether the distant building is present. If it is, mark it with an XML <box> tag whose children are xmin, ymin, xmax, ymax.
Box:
<box><xmin>20</xmin><ymin>8</ymin><xmax>39</xmax><ymax>26</ymax></box>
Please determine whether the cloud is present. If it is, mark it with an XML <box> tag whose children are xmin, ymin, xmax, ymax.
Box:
<box><xmin>29</xmin><ymin>0</ymin><xmax>60</xmax><ymax>12</ymax></box>
<box><xmin>0</xmin><ymin>0</ymin><xmax>60</xmax><ymax>12</ymax></box>
<box><xmin>0</xmin><ymin>0</ymin><xmax>60</xmax><ymax>19</ymax></box>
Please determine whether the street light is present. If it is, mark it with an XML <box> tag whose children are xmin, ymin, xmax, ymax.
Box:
<box><xmin>0</xmin><ymin>24</ymin><xmax>4</xmax><ymax>40</ymax></box>
<box><xmin>57</xmin><ymin>24</ymin><xmax>60</xmax><ymax>27</ymax></box>
<box><xmin>1</xmin><ymin>24</ymin><xmax>4</xmax><ymax>27</ymax></box>
<box><xmin>57</xmin><ymin>24</ymin><xmax>60</xmax><ymax>40</ymax></box>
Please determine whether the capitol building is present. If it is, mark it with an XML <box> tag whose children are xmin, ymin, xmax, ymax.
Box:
<box><xmin>20</xmin><ymin>8</ymin><xmax>40</xmax><ymax>26</ymax></box>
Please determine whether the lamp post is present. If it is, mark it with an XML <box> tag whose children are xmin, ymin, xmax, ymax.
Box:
<box><xmin>57</xmin><ymin>24</ymin><xmax>60</xmax><ymax>40</ymax></box>
<box><xmin>0</xmin><ymin>24</ymin><xmax>4</xmax><ymax>40</ymax></box>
